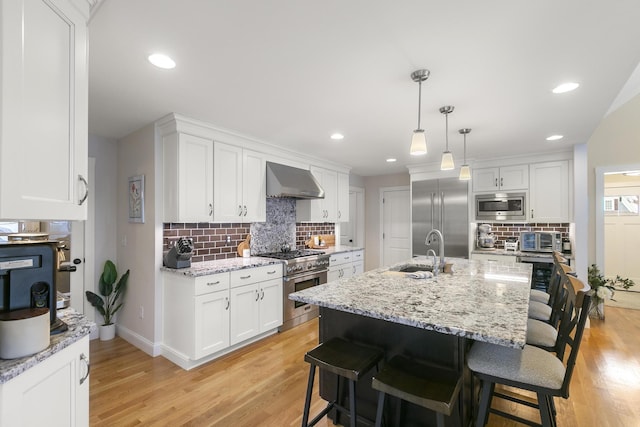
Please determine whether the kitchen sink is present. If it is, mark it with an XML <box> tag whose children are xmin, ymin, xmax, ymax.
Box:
<box><xmin>392</xmin><ymin>264</ymin><xmax>434</xmax><ymax>273</ymax></box>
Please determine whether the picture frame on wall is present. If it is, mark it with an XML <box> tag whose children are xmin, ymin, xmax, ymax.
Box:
<box><xmin>128</xmin><ymin>175</ymin><xmax>145</xmax><ymax>223</ymax></box>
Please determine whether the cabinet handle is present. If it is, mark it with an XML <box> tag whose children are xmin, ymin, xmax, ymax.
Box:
<box><xmin>238</xmin><ymin>205</ymin><xmax>243</xmax><ymax>216</ymax></box>
<box><xmin>260</xmin><ymin>289</ymin><xmax>265</xmax><ymax>300</ymax></box>
<box><xmin>267</xmin><ymin>270</ymin><xmax>277</xmax><ymax>275</ymax></box>
<box><xmin>243</xmin><ymin>205</ymin><xmax>247</xmax><ymax>216</ymax></box>
<box><xmin>207</xmin><ymin>281</ymin><xmax>220</xmax><ymax>286</ymax></box>
<box><xmin>345</xmin><ymin>256</ymin><xmax>350</xmax><ymax>260</ymax></box>
<box><xmin>80</xmin><ymin>353</ymin><xmax>90</xmax><ymax>385</ymax></box>
<box><xmin>225</xmin><ymin>297</ymin><xmax>230</xmax><ymax>310</ymax></box>
<box><xmin>240</xmin><ymin>275</ymin><xmax>251</xmax><ymax>280</ymax></box>
<box><xmin>78</xmin><ymin>175</ymin><xmax>89</xmax><ymax>205</ymax></box>
<box><xmin>209</xmin><ymin>203</ymin><xmax>213</xmax><ymax>216</ymax></box>
<box><xmin>500</xmin><ymin>177</ymin><xmax>504</xmax><ymax>187</ymax></box>
<box><xmin>531</xmin><ymin>209</ymin><xmax>534</xmax><ymax>218</ymax></box>
<box><xmin>353</xmin><ymin>265</ymin><xmax>356</xmax><ymax>274</ymax></box>
<box><xmin>255</xmin><ymin>290</ymin><xmax>260</xmax><ymax>301</ymax></box>
<box><xmin>495</xmin><ymin>178</ymin><xmax>498</xmax><ymax>187</ymax></box>
<box><xmin>338</xmin><ymin>211</ymin><xmax>341</xmax><ymax>219</ymax></box>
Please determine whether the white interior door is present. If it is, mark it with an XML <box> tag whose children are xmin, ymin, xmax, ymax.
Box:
<box><xmin>70</xmin><ymin>158</ymin><xmax>95</xmax><ymax>317</ymax></box>
<box><xmin>381</xmin><ymin>187</ymin><xmax>410</xmax><ymax>267</ymax></box>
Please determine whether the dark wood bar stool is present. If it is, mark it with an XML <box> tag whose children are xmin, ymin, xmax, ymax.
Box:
<box><xmin>371</xmin><ymin>356</ymin><xmax>462</xmax><ymax>427</ymax></box>
<box><xmin>301</xmin><ymin>337</ymin><xmax>383</xmax><ymax>427</ymax></box>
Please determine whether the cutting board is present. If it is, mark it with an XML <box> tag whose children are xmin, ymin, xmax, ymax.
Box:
<box><xmin>306</xmin><ymin>234</ymin><xmax>335</xmax><ymax>249</ymax></box>
<box><xmin>237</xmin><ymin>234</ymin><xmax>251</xmax><ymax>256</ymax></box>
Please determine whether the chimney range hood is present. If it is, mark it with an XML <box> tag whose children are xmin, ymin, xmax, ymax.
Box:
<box><xmin>266</xmin><ymin>162</ymin><xmax>325</xmax><ymax>199</ymax></box>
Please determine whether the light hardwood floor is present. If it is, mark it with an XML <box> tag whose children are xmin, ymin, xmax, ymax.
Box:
<box><xmin>90</xmin><ymin>306</ymin><xmax>640</xmax><ymax>426</ymax></box>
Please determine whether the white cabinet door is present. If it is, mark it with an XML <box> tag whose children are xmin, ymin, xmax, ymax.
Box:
<box><xmin>243</xmin><ymin>149</ymin><xmax>266</xmax><ymax>222</ymax></box>
<box><xmin>0</xmin><ymin>0</ymin><xmax>88</xmax><ymax>220</ymax></box>
<box><xmin>297</xmin><ymin>166</ymin><xmax>339</xmax><ymax>222</ymax></box>
<box><xmin>352</xmin><ymin>261</ymin><xmax>364</xmax><ymax>276</ymax></box>
<box><xmin>473</xmin><ymin>165</ymin><xmax>528</xmax><ymax>192</ymax></box>
<box><xmin>337</xmin><ymin>172</ymin><xmax>350</xmax><ymax>223</ymax></box>
<box><xmin>258</xmin><ymin>278</ymin><xmax>283</xmax><ymax>332</ymax></box>
<box><xmin>230</xmin><ymin>283</ymin><xmax>260</xmax><ymax>345</ymax></box>
<box><xmin>163</xmin><ymin>132</ymin><xmax>214</xmax><ymax>222</ymax></box>
<box><xmin>499</xmin><ymin>165</ymin><xmax>529</xmax><ymax>191</ymax></box>
<box><xmin>194</xmin><ymin>290</ymin><xmax>230</xmax><ymax>358</ymax></box>
<box><xmin>529</xmin><ymin>161</ymin><xmax>570</xmax><ymax>222</ymax></box>
<box><xmin>0</xmin><ymin>336</ymin><xmax>90</xmax><ymax>426</ymax></box>
<box><xmin>214</xmin><ymin>142</ymin><xmax>244</xmax><ymax>222</ymax></box>
<box><xmin>322</xmin><ymin>169</ymin><xmax>338</xmax><ymax>222</ymax></box>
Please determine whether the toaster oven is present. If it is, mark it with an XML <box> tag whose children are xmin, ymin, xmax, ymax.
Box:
<box><xmin>520</xmin><ymin>231</ymin><xmax>562</xmax><ymax>252</ymax></box>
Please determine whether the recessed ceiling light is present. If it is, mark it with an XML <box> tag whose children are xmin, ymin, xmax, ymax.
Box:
<box><xmin>552</xmin><ymin>82</ymin><xmax>579</xmax><ymax>94</ymax></box>
<box><xmin>148</xmin><ymin>53</ymin><xmax>176</xmax><ymax>69</ymax></box>
<box><xmin>386</xmin><ymin>158</ymin><xmax>397</xmax><ymax>163</ymax></box>
<box><xmin>546</xmin><ymin>135</ymin><xmax>564</xmax><ymax>141</ymax></box>
<box><xmin>330</xmin><ymin>133</ymin><xmax>344</xmax><ymax>140</ymax></box>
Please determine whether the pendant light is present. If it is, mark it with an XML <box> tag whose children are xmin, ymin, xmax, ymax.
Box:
<box><xmin>458</xmin><ymin>128</ymin><xmax>471</xmax><ymax>180</ymax></box>
<box><xmin>409</xmin><ymin>69</ymin><xmax>430</xmax><ymax>156</ymax></box>
<box><xmin>439</xmin><ymin>106</ymin><xmax>455</xmax><ymax>170</ymax></box>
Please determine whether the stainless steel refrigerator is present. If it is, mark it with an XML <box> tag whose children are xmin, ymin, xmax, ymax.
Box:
<box><xmin>412</xmin><ymin>178</ymin><xmax>469</xmax><ymax>258</ymax></box>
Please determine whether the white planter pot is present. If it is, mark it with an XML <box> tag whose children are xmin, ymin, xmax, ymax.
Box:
<box><xmin>99</xmin><ymin>323</ymin><xmax>116</xmax><ymax>341</ymax></box>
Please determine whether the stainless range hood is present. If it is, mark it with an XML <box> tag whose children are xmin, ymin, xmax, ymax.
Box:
<box><xmin>266</xmin><ymin>162</ymin><xmax>325</xmax><ymax>199</ymax></box>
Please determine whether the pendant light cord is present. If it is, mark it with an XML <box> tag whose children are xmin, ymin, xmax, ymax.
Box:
<box><xmin>417</xmin><ymin>80</ymin><xmax>422</xmax><ymax>129</ymax></box>
<box><xmin>445</xmin><ymin>112</ymin><xmax>449</xmax><ymax>151</ymax></box>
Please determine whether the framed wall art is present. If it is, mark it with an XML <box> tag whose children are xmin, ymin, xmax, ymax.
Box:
<box><xmin>128</xmin><ymin>175</ymin><xmax>145</xmax><ymax>223</ymax></box>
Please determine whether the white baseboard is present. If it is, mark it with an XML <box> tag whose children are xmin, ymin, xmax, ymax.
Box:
<box><xmin>115</xmin><ymin>324</ymin><xmax>162</xmax><ymax>357</ymax></box>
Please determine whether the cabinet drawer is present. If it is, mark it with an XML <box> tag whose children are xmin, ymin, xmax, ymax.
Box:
<box><xmin>329</xmin><ymin>252</ymin><xmax>352</xmax><ymax>265</ymax></box>
<box><xmin>351</xmin><ymin>250</ymin><xmax>364</xmax><ymax>262</ymax></box>
<box><xmin>194</xmin><ymin>273</ymin><xmax>230</xmax><ymax>296</ymax></box>
<box><xmin>230</xmin><ymin>264</ymin><xmax>283</xmax><ymax>287</ymax></box>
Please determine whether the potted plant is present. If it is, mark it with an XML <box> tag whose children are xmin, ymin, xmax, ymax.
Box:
<box><xmin>86</xmin><ymin>260</ymin><xmax>130</xmax><ymax>340</ymax></box>
<box><xmin>587</xmin><ymin>264</ymin><xmax>634</xmax><ymax>320</ymax></box>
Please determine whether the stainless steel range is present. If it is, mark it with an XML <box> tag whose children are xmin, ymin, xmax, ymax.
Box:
<box><xmin>257</xmin><ymin>249</ymin><xmax>329</xmax><ymax>331</ymax></box>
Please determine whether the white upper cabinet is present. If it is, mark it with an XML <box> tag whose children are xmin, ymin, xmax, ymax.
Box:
<box><xmin>337</xmin><ymin>172</ymin><xmax>350</xmax><ymax>223</ymax></box>
<box><xmin>297</xmin><ymin>166</ymin><xmax>343</xmax><ymax>222</ymax></box>
<box><xmin>529</xmin><ymin>161</ymin><xmax>570</xmax><ymax>222</ymax></box>
<box><xmin>163</xmin><ymin>132</ymin><xmax>214</xmax><ymax>222</ymax></box>
<box><xmin>213</xmin><ymin>142</ymin><xmax>266</xmax><ymax>223</ymax></box>
<box><xmin>0</xmin><ymin>0</ymin><xmax>89</xmax><ymax>220</ymax></box>
<box><xmin>472</xmin><ymin>165</ymin><xmax>529</xmax><ymax>193</ymax></box>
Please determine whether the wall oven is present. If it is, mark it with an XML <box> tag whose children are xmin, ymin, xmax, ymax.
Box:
<box><xmin>475</xmin><ymin>192</ymin><xmax>526</xmax><ymax>221</ymax></box>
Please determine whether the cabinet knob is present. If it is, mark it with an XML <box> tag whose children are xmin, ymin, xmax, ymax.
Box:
<box><xmin>80</xmin><ymin>353</ymin><xmax>90</xmax><ymax>385</ymax></box>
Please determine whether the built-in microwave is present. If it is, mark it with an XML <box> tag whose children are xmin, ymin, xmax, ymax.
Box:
<box><xmin>520</xmin><ymin>231</ymin><xmax>562</xmax><ymax>252</ymax></box>
<box><xmin>475</xmin><ymin>192</ymin><xmax>526</xmax><ymax>221</ymax></box>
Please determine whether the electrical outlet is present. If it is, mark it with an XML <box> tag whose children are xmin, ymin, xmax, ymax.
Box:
<box><xmin>226</xmin><ymin>235</ymin><xmax>231</xmax><ymax>243</ymax></box>
<box><xmin>139</xmin><ymin>305</ymin><xmax>144</xmax><ymax>319</ymax></box>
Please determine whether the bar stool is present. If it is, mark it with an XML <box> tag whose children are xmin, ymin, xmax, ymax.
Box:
<box><xmin>301</xmin><ymin>337</ymin><xmax>383</xmax><ymax>427</ymax></box>
<box><xmin>371</xmin><ymin>356</ymin><xmax>462</xmax><ymax>427</ymax></box>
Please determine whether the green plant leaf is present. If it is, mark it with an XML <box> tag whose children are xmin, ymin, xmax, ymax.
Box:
<box><xmin>85</xmin><ymin>291</ymin><xmax>104</xmax><ymax>309</ymax></box>
<box><xmin>102</xmin><ymin>260</ymin><xmax>117</xmax><ymax>285</ymax></box>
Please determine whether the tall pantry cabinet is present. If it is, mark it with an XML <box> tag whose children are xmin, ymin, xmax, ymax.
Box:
<box><xmin>0</xmin><ymin>0</ymin><xmax>89</xmax><ymax>220</ymax></box>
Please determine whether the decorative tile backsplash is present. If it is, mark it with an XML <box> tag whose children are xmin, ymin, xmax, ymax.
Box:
<box><xmin>163</xmin><ymin>198</ymin><xmax>336</xmax><ymax>261</ymax></box>
<box><xmin>481</xmin><ymin>222</ymin><xmax>570</xmax><ymax>249</ymax></box>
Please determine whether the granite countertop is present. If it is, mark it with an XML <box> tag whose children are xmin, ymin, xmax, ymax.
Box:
<box><xmin>316</xmin><ymin>245</ymin><xmax>364</xmax><ymax>256</ymax></box>
<box><xmin>290</xmin><ymin>257</ymin><xmax>532</xmax><ymax>349</ymax></box>
<box><xmin>0</xmin><ymin>308</ymin><xmax>96</xmax><ymax>384</ymax></box>
<box><xmin>161</xmin><ymin>256</ymin><xmax>284</xmax><ymax>277</ymax></box>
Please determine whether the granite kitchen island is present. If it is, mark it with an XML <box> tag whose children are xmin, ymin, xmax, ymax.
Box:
<box><xmin>290</xmin><ymin>257</ymin><xmax>532</xmax><ymax>427</ymax></box>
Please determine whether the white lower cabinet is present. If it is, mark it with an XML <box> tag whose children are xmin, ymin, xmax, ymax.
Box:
<box><xmin>470</xmin><ymin>253</ymin><xmax>518</xmax><ymax>263</ymax></box>
<box><xmin>328</xmin><ymin>250</ymin><xmax>365</xmax><ymax>281</ymax></box>
<box><xmin>0</xmin><ymin>335</ymin><xmax>90</xmax><ymax>427</ymax></box>
<box><xmin>163</xmin><ymin>264</ymin><xmax>282</xmax><ymax>369</ymax></box>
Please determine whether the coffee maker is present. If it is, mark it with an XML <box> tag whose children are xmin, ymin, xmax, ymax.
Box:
<box><xmin>0</xmin><ymin>241</ymin><xmax>67</xmax><ymax>334</ymax></box>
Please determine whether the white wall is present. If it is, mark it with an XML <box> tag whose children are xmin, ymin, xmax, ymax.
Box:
<box><xmin>588</xmin><ymin>93</ymin><xmax>640</xmax><ymax>264</ymax></box>
<box><xmin>363</xmin><ymin>173</ymin><xmax>410</xmax><ymax>270</ymax></box>
<box><xmin>116</xmin><ymin>124</ymin><xmax>162</xmax><ymax>355</ymax></box>
<box><xmin>88</xmin><ymin>134</ymin><xmax>118</xmax><ymax>288</ymax></box>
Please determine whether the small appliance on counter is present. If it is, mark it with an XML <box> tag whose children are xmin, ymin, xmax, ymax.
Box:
<box><xmin>476</xmin><ymin>224</ymin><xmax>496</xmax><ymax>249</ymax></box>
<box><xmin>504</xmin><ymin>236</ymin><xmax>519</xmax><ymax>251</ymax></box>
<box><xmin>562</xmin><ymin>237</ymin><xmax>572</xmax><ymax>254</ymax></box>
<box><xmin>163</xmin><ymin>237</ymin><xmax>194</xmax><ymax>269</ymax></box>
<box><xmin>520</xmin><ymin>231</ymin><xmax>562</xmax><ymax>252</ymax></box>
<box><xmin>0</xmin><ymin>241</ymin><xmax>67</xmax><ymax>335</ymax></box>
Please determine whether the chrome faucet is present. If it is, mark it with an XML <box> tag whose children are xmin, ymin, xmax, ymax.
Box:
<box><xmin>426</xmin><ymin>249</ymin><xmax>439</xmax><ymax>276</ymax></box>
<box><xmin>425</xmin><ymin>229</ymin><xmax>445</xmax><ymax>271</ymax></box>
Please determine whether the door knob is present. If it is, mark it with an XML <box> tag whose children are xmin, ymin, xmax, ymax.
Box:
<box><xmin>73</xmin><ymin>258</ymin><xmax>82</xmax><ymax>265</ymax></box>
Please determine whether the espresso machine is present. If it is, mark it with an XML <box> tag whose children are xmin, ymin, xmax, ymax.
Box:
<box><xmin>0</xmin><ymin>241</ymin><xmax>67</xmax><ymax>334</ymax></box>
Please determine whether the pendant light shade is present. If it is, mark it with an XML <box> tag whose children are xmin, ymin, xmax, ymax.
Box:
<box><xmin>458</xmin><ymin>128</ymin><xmax>471</xmax><ymax>180</ymax></box>
<box><xmin>410</xmin><ymin>130</ymin><xmax>427</xmax><ymax>155</ymax></box>
<box><xmin>439</xmin><ymin>106</ymin><xmax>455</xmax><ymax>170</ymax></box>
<box><xmin>410</xmin><ymin>69</ymin><xmax>430</xmax><ymax>156</ymax></box>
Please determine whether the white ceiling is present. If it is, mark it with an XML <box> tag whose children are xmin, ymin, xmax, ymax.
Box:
<box><xmin>88</xmin><ymin>0</ymin><xmax>640</xmax><ymax>176</ymax></box>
